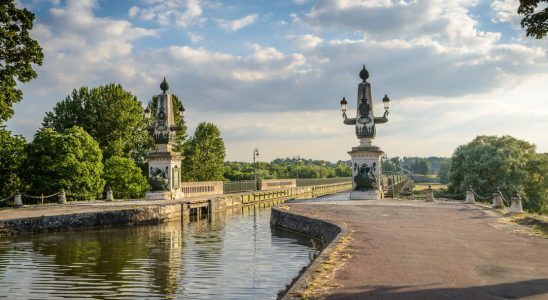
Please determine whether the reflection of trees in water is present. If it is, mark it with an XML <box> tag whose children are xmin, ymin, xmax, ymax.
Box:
<box><xmin>26</xmin><ymin>221</ymin><xmax>187</xmax><ymax>297</ymax></box>
<box><xmin>31</xmin><ymin>227</ymin><xmax>150</xmax><ymax>281</ymax></box>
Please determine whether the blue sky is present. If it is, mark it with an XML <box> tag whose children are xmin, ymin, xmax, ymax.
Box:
<box><xmin>7</xmin><ymin>0</ymin><xmax>548</xmax><ymax>162</ymax></box>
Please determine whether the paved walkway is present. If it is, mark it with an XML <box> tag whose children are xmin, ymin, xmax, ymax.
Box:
<box><xmin>0</xmin><ymin>197</ymin><xmax>209</xmax><ymax>221</ymax></box>
<box><xmin>285</xmin><ymin>193</ymin><xmax>548</xmax><ymax>300</ymax></box>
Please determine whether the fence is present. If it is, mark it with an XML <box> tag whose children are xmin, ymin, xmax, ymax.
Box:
<box><xmin>222</xmin><ymin>177</ymin><xmax>352</xmax><ymax>194</ymax></box>
<box><xmin>223</xmin><ymin>180</ymin><xmax>257</xmax><ymax>194</ymax></box>
<box><xmin>296</xmin><ymin>177</ymin><xmax>352</xmax><ymax>187</ymax></box>
<box><xmin>1</xmin><ymin>177</ymin><xmax>354</xmax><ymax>206</ymax></box>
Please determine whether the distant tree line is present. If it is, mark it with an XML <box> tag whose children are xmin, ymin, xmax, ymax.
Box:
<box><xmin>224</xmin><ymin>157</ymin><xmax>352</xmax><ymax>181</ymax></box>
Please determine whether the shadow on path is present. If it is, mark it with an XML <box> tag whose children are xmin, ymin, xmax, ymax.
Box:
<box><xmin>326</xmin><ymin>278</ymin><xmax>548</xmax><ymax>300</ymax></box>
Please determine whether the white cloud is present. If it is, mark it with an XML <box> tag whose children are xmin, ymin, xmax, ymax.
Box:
<box><xmin>129</xmin><ymin>0</ymin><xmax>204</xmax><ymax>28</ymax></box>
<box><xmin>491</xmin><ymin>0</ymin><xmax>520</xmax><ymax>24</ymax></box>
<box><xmin>7</xmin><ymin>0</ymin><xmax>548</xmax><ymax>161</ymax></box>
<box><xmin>218</xmin><ymin>14</ymin><xmax>258</xmax><ymax>31</ymax></box>
<box><xmin>187</xmin><ymin>32</ymin><xmax>203</xmax><ymax>42</ymax></box>
<box><xmin>288</xmin><ymin>34</ymin><xmax>323</xmax><ymax>50</ymax></box>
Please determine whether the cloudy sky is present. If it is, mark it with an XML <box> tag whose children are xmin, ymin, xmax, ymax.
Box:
<box><xmin>7</xmin><ymin>0</ymin><xmax>548</xmax><ymax>162</ymax></box>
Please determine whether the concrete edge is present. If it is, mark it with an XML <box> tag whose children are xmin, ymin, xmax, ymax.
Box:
<box><xmin>270</xmin><ymin>207</ymin><xmax>349</xmax><ymax>300</ymax></box>
<box><xmin>0</xmin><ymin>203</ymin><xmax>184</xmax><ymax>237</ymax></box>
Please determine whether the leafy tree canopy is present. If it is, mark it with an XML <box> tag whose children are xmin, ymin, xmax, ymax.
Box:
<box><xmin>147</xmin><ymin>94</ymin><xmax>187</xmax><ymax>152</ymax></box>
<box><xmin>103</xmin><ymin>156</ymin><xmax>148</xmax><ymax>200</ymax></box>
<box><xmin>0</xmin><ymin>1</ymin><xmax>44</xmax><ymax>123</ymax></box>
<box><xmin>524</xmin><ymin>153</ymin><xmax>548</xmax><ymax>214</ymax></box>
<box><xmin>42</xmin><ymin>83</ymin><xmax>153</xmax><ymax>166</ymax></box>
<box><xmin>518</xmin><ymin>0</ymin><xmax>548</xmax><ymax>39</ymax></box>
<box><xmin>0</xmin><ymin>127</ymin><xmax>26</xmax><ymax>197</ymax></box>
<box><xmin>23</xmin><ymin>126</ymin><xmax>105</xmax><ymax>201</ymax></box>
<box><xmin>448</xmin><ymin>135</ymin><xmax>536</xmax><ymax>200</ymax></box>
<box><xmin>182</xmin><ymin>122</ymin><xmax>225</xmax><ymax>181</ymax></box>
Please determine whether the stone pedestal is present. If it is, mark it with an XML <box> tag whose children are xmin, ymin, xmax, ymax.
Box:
<box><xmin>146</xmin><ymin>149</ymin><xmax>183</xmax><ymax>200</ymax></box>
<box><xmin>348</xmin><ymin>140</ymin><xmax>384</xmax><ymax>200</ymax></box>
<box><xmin>492</xmin><ymin>192</ymin><xmax>505</xmax><ymax>209</ymax></box>
<box><xmin>425</xmin><ymin>188</ymin><xmax>435</xmax><ymax>202</ymax></box>
<box><xmin>145</xmin><ymin>190</ymin><xmax>184</xmax><ymax>200</ymax></box>
<box><xmin>464</xmin><ymin>190</ymin><xmax>475</xmax><ymax>204</ymax></box>
<box><xmin>509</xmin><ymin>195</ymin><xmax>524</xmax><ymax>213</ymax></box>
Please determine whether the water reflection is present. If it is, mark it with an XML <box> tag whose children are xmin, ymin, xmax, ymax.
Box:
<box><xmin>0</xmin><ymin>202</ymin><xmax>319</xmax><ymax>299</ymax></box>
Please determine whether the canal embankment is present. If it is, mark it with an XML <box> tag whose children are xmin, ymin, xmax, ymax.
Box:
<box><xmin>0</xmin><ymin>182</ymin><xmax>351</xmax><ymax>237</ymax></box>
<box><xmin>272</xmin><ymin>195</ymin><xmax>548</xmax><ymax>300</ymax></box>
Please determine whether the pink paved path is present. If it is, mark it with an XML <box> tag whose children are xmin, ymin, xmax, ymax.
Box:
<box><xmin>285</xmin><ymin>194</ymin><xmax>548</xmax><ymax>300</ymax></box>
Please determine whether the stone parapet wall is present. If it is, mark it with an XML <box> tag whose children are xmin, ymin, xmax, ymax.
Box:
<box><xmin>0</xmin><ymin>203</ymin><xmax>183</xmax><ymax>237</ymax></box>
<box><xmin>260</xmin><ymin>179</ymin><xmax>297</xmax><ymax>190</ymax></box>
<box><xmin>180</xmin><ymin>181</ymin><xmax>223</xmax><ymax>197</ymax></box>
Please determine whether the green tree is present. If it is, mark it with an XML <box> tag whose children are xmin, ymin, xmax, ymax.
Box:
<box><xmin>147</xmin><ymin>94</ymin><xmax>187</xmax><ymax>152</ymax></box>
<box><xmin>23</xmin><ymin>126</ymin><xmax>105</xmax><ymax>201</ymax></box>
<box><xmin>518</xmin><ymin>0</ymin><xmax>548</xmax><ymax>39</ymax></box>
<box><xmin>523</xmin><ymin>153</ymin><xmax>548</xmax><ymax>214</ymax></box>
<box><xmin>0</xmin><ymin>127</ymin><xmax>26</xmax><ymax>197</ymax></box>
<box><xmin>0</xmin><ymin>1</ymin><xmax>43</xmax><ymax>122</ymax></box>
<box><xmin>448</xmin><ymin>135</ymin><xmax>536</xmax><ymax>199</ymax></box>
<box><xmin>103</xmin><ymin>156</ymin><xmax>148</xmax><ymax>199</ymax></box>
<box><xmin>182</xmin><ymin>122</ymin><xmax>226</xmax><ymax>181</ymax></box>
<box><xmin>42</xmin><ymin>84</ymin><xmax>152</xmax><ymax>166</ymax></box>
<box><xmin>438</xmin><ymin>160</ymin><xmax>451</xmax><ymax>184</ymax></box>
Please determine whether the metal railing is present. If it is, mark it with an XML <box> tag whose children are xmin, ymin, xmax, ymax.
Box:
<box><xmin>223</xmin><ymin>180</ymin><xmax>258</xmax><ymax>194</ymax></box>
<box><xmin>296</xmin><ymin>177</ymin><xmax>352</xmax><ymax>187</ymax></box>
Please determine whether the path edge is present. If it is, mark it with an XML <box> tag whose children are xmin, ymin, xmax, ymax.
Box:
<box><xmin>271</xmin><ymin>206</ymin><xmax>349</xmax><ymax>299</ymax></box>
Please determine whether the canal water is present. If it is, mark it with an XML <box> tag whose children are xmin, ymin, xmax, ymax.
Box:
<box><xmin>0</xmin><ymin>204</ymin><xmax>320</xmax><ymax>299</ymax></box>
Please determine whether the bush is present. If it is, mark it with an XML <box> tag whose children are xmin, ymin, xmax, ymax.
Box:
<box><xmin>23</xmin><ymin>126</ymin><xmax>105</xmax><ymax>202</ymax></box>
<box><xmin>103</xmin><ymin>156</ymin><xmax>148</xmax><ymax>199</ymax></box>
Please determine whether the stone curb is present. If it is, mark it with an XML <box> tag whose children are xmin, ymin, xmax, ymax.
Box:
<box><xmin>271</xmin><ymin>207</ymin><xmax>349</xmax><ymax>300</ymax></box>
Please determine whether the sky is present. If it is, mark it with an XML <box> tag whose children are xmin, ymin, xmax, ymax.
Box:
<box><xmin>7</xmin><ymin>0</ymin><xmax>548</xmax><ymax>162</ymax></box>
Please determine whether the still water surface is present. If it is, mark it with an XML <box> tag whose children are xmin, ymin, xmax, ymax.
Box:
<box><xmin>0</xmin><ymin>205</ymin><xmax>318</xmax><ymax>299</ymax></box>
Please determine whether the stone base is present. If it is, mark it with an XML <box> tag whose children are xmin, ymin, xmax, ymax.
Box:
<box><xmin>145</xmin><ymin>190</ymin><xmax>184</xmax><ymax>200</ymax></box>
<box><xmin>350</xmin><ymin>190</ymin><xmax>381</xmax><ymax>200</ymax></box>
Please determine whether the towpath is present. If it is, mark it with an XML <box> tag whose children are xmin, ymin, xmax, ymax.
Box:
<box><xmin>283</xmin><ymin>194</ymin><xmax>548</xmax><ymax>300</ymax></box>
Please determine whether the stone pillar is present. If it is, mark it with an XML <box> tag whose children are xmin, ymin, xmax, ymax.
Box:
<box><xmin>106</xmin><ymin>187</ymin><xmax>114</xmax><ymax>202</ymax></box>
<box><xmin>464</xmin><ymin>186</ymin><xmax>475</xmax><ymax>204</ymax></box>
<box><xmin>208</xmin><ymin>198</ymin><xmax>216</xmax><ymax>215</ymax></box>
<box><xmin>425</xmin><ymin>186</ymin><xmax>435</xmax><ymax>202</ymax></box>
<box><xmin>58</xmin><ymin>189</ymin><xmax>67</xmax><ymax>204</ymax></box>
<box><xmin>509</xmin><ymin>192</ymin><xmax>524</xmax><ymax>213</ymax></box>
<box><xmin>14</xmin><ymin>193</ymin><xmax>22</xmax><ymax>207</ymax></box>
<box><xmin>492</xmin><ymin>189</ymin><xmax>505</xmax><ymax>209</ymax></box>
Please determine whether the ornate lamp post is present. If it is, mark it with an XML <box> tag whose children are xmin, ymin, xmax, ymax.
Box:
<box><xmin>340</xmin><ymin>65</ymin><xmax>392</xmax><ymax>200</ymax></box>
<box><xmin>143</xmin><ymin>77</ymin><xmax>186</xmax><ymax>200</ymax></box>
<box><xmin>253</xmin><ymin>148</ymin><xmax>259</xmax><ymax>184</ymax></box>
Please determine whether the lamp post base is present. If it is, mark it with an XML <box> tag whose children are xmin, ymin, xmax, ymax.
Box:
<box><xmin>350</xmin><ymin>190</ymin><xmax>381</xmax><ymax>200</ymax></box>
<box><xmin>145</xmin><ymin>190</ymin><xmax>183</xmax><ymax>200</ymax></box>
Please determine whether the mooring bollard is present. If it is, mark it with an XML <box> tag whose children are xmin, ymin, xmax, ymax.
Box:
<box><xmin>509</xmin><ymin>191</ymin><xmax>524</xmax><ymax>213</ymax></box>
<box><xmin>425</xmin><ymin>185</ymin><xmax>435</xmax><ymax>202</ymax></box>
<box><xmin>14</xmin><ymin>192</ymin><xmax>23</xmax><ymax>207</ymax></box>
<box><xmin>58</xmin><ymin>189</ymin><xmax>66</xmax><ymax>204</ymax></box>
<box><xmin>464</xmin><ymin>186</ymin><xmax>475</xmax><ymax>204</ymax></box>
<box><xmin>106</xmin><ymin>187</ymin><xmax>114</xmax><ymax>202</ymax></box>
<box><xmin>492</xmin><ymin>187</ymin><xmax>505</xmax><ymax>209</ymax></box>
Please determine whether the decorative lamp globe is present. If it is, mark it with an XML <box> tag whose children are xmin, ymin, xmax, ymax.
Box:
<box><xmin>382</xmin><ymin>94</ymin><xmax>390</xmax><ymax>110</ymax></box>
<box><xmin>179</xmin><ymin>105</ymin><xmax>186</xmax><ymax>117</ymax></box>
<box><xmin>144</xmin><ymin>106</ymin><xmax>151</xmax><ymax>119</ymax></box>
<box><xmin>340</xmin><ymin>97</ymin><xmax>348</xmax><ymax>112</ymax></box>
